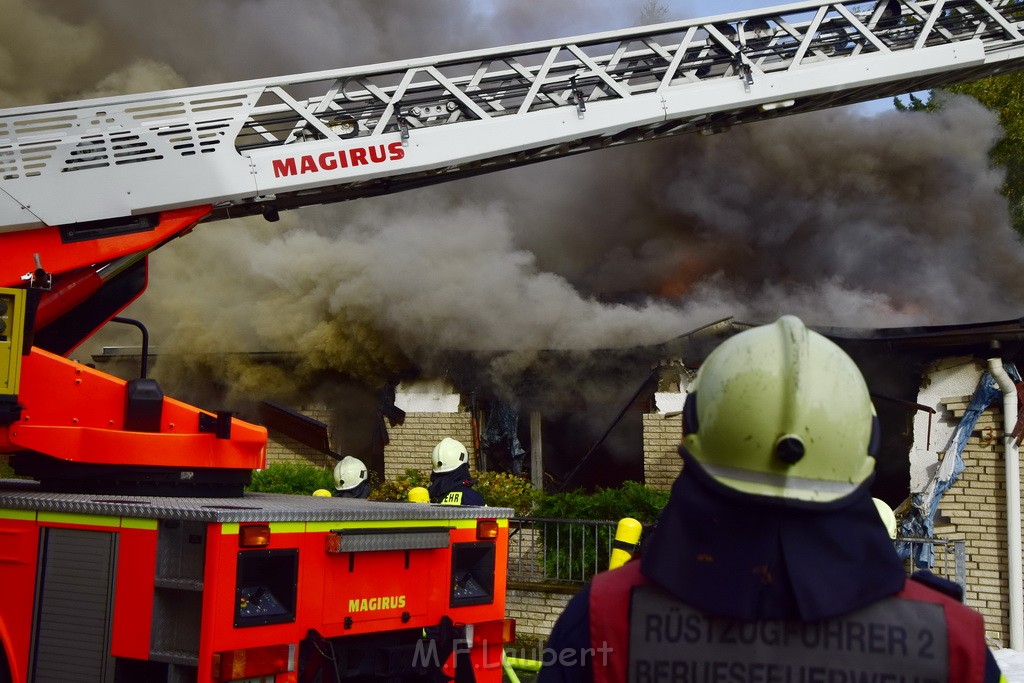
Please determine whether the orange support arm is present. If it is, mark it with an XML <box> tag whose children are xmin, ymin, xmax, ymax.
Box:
<box><xmin>0</xmin><ymin>347</ymin><xmax>266</xmax><ymax>470</ymax></box>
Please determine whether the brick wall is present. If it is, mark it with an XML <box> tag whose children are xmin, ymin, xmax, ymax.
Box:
<box><xmin>932</xmin><ymin>394</ymin><xmax>1020</xmax><ymax>646</ymax></box>
<box><xmin>642</xmin><ymin>412</ymin><xmax>683</xmax><ymax>491</ymax></box>
<box><xmin>506</xmin><ymin>586</ymin><xmax>575</xmax><ymax>648</ymax></box>
<box><xmin>383</xmin><ymin>411</ymin><xmax>475</xmax><ymax>480</ymax></box>
<box><xmin>264</xmin><ymin>404</ymin><xmax>336</xmax><ymax>469</ymax></box>
<box><xmin>265</xmin><ymin>433</ymin><xmax>335</xmax><ymax>469</ymax></box>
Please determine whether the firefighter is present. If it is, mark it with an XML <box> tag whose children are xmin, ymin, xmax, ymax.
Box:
<box><xmin>332</xmin><ymin>455</ymin><xmax>370</xmax><ymax>499</ymax></box>
<box><xmin>538</xmin><ymin>316</ymin><xmax>1004</xmax><ymax>683</ymax></box>
<box><xmin>428</xmin><ymin>437</ymin><xmax>484</xmax><ymax>506</ymax></box>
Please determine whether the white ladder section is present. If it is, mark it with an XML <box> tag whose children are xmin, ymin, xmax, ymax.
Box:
<box><xmin>1</xmin><ymin>0</ymin><xmax>1023</xmax><ymax>232</ymax></box>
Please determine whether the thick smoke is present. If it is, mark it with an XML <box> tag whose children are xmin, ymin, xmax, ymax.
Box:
<box><xmin>27</xmin><ymin>0</ymin><xmax>641</xmax><ymax>87</ymax></box>
<box><xmin>5</xmin><ymin>0</ymin><xmax>1023</xmax><ymax>412</ymax></box>
<box><xmin>476</xmin><ymin>95</ymin><xmax>1016</xmax><ymax>325</ymax></box>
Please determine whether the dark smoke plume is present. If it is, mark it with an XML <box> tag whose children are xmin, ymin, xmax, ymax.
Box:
<box><xmin>4</xmin><ymin>0</ymin><xmax>1022</xmax><ymax>412</ymax></box>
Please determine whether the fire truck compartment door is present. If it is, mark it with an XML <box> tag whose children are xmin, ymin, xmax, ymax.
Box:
<box><xmin>30</xmin><ymin>527</ymin><xmax>117</xmax><ymax>683</ymax></box>
<box><xmin>323</xmin><ymin>529</ymin><xmax>447</xmax><ymax>629</ymax></box>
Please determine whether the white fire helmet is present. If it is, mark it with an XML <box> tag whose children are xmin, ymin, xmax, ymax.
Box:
<box><xmin>432</xmin><ymin>437</ymin><xmax>468</xmax><ymax>473</ymax></box>
<box><xmin>333</xmin><ymin>456</ymin><xmax>367</xmax><ymax>491</ymax></box>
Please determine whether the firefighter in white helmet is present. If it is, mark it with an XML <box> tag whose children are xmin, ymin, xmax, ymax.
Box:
<box><xmin>539</xmin><ymin>316</ymin><xmax>1003</xmax><ymax>683</ymax></box>
<box><xmin>332</xmin><ymin>455</ymin><xmax>370</xmax><ymax>499</ymax></box>
<box><xmin>427</xmin><ymin>437</ymin><xmax>484</xmax><ymax>506</ymax></box>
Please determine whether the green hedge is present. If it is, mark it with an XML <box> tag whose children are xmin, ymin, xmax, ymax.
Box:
<box><xmin>246</xmin><ymin>461</ymin><xmax>335</xmax><ymax>495</ymax></box>
<box><xmin>533</xmin><ymin>480</ymin><xmax>668</xmax><ymax>524</ymax></box>
<box><xmin>531</xmin><ymin>481</ymin><xmax>669</xmax><ymax>583</ymax></box>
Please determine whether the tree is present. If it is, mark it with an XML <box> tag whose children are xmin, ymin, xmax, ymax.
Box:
<box><xmin>947</xmin><ymin>74</ymin><xmax>1024</xmax><ymax>235</ymax></box>
<box><xmin>637</xmin><ymin>0</ymin><xmax>669</xmax><ymax>26</ymax></box>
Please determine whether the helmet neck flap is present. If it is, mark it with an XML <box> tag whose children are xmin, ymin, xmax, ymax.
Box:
<box><xmin>640</xmin><ymin>450</ymin><xmax>906</xmax><ymax>621</ymax></box>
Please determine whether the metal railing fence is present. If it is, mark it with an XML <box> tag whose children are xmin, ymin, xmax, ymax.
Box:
<box><xmin>508</xmin><ymin>518</ymin><xmax>968</xmax><ymax>592</ymax></box>
<box><xmin>507</xmin><ymin>518</ymin><xmax>623</xmax><ymax>584</ymax></box>
<box><xmin>898</xmin><ymin>536</ymin><xmax>968</xmax><ymax>590</ymax></box>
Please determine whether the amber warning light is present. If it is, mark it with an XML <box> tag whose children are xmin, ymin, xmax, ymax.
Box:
<box><xmin>476</xmin><ymin>519</ymin><xmax>499</xmax><ymax>540</ymax></box>
<box><xmin>239</xmin><ymin>524</ymin><xmax>271</xmax><ymax>548</ymax></box>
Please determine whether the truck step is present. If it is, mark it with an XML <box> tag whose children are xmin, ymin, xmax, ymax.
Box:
<box><xmin>149</xmin><ymin>649</ymin><xmax>199</xmax><ymax>667</ymax></box>
<box><xmin>154</xmin><ymin>577</ymin><xmax>204</xmax><ymax>591</ymax></box>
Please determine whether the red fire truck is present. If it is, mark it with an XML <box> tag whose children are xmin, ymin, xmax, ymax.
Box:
<box><xmin>3</xmin><ymin>0</ymin><xmax>1024</xmax><ymax>681</ymax></box>
<box><xmin>0</xmin><ymin>284</ymin><xmax>512</xmax><ymax>683</ymax></box>
<box><xmin>0</xmin><ymin>481</ymin><xmax>510</xmax><ymax>683</ymax></box>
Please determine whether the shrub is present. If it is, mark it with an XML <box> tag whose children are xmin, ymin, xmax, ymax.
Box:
<box><xmin>531</xmin><ymin>481</ymin><xmax>669</xmax><ymax>582</ymax></box>
<box><xmin>533</xmin><ymin>480</ymin><xmax>668</xmax><ymax>524</ymax></box>
<box><xmin>369</xmin><ymin>469</ymin><xmax>431</xmax><ymax>502</ymax></box>
<box><xmin>246</xmin><ymin>461</ymin><xmax>334</xmax><ymax>495</ymax></box>
<box><xmin>475</xmin><ymin>471</ymin><xmax>537</xmax><ymax>516</ymax></box>
<box><xmin>369</xmin><ymin>469</ymin><xmax>537</xmax><ymax>513</ymax></box>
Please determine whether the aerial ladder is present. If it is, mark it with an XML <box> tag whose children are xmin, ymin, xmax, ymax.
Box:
<box><xmin>2</xmin><ymin>0</ymin><xmax>1024</xmax><ymax>494</ymax></box>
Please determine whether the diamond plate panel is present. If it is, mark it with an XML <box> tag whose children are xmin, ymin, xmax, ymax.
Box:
<box><xmin>329</xmin><ymin>528</ymin><xmax>451</xmax><ymax>553</ymax></box>
<box><xmin>0</xmin><ymin>480</ymin><xmax>512</xmax><ymax>522</ymax></box>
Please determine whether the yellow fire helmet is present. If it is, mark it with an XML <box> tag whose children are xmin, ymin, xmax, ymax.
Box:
<box><xmin>408</xmin><ymin>486</ymin><xmax>430</xmax><ymax>503</ymax></box>
<box><xmin>682</xmin><ymin>315</ymin><xmax>878</xmax><ymax>504</ymax></box>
